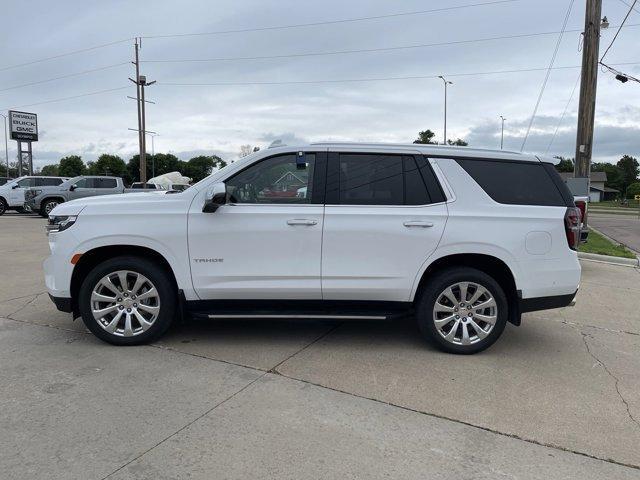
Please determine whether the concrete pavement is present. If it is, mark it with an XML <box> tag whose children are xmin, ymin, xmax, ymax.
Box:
<box><xmin>1</xmin><ymin>212</ymin><xmax>640</xmax><ymax>479</ymax></box>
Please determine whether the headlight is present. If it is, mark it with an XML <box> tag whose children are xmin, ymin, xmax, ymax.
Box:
<box><xmin>45</xmin><ymin>215</ymin><xmax>77</xmax><ymax>235</ymax></box>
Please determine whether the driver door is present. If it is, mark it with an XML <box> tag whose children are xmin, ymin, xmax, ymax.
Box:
<box><xmin>68</xmin><ymin>178</ymin><xmax>95</xmax><ymax>200</ymax></box>
<box><xmin>188</xmin><ymin>151</ymin><xmax>327</xmax><ymax>300</ymax></box>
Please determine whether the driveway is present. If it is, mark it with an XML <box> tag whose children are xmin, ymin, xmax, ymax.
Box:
<box><xmin>589</xmin><ymin>212</ymin><xmax>640</xmax><ymax>253</ymax></box>
<box><xmin>1</xmin><ymin>213</ymin><xmax>640</xmax><ymax>479</ymax></box>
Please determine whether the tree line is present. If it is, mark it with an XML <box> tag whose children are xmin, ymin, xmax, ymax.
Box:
<box><xmin>555</xmin><ymin>155</ymin><xmax>640</xmax><ymax>199</ymax></box>
<box><xmin>0</xmin><ymin>153</ymin><xmax>227</xmax><ymax>185</ymax></box>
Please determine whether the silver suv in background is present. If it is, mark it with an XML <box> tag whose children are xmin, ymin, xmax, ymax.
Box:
<box><xmin>25</xmin><ymin>176</ymin><xmax>125</xmax><ymax>217</ymax></box>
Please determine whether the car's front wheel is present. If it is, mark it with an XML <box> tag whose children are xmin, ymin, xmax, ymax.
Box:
<box><xmin>78</xmin><ymin>256</ymin><xmax>176</xmax><ymax>345</ymax></box>
<box><xmin>416</xmin><ymin>267</ymin><xmax>508</xmax><ymax>354</ymax></box>
<box><xmin>41</xmin><ymin>198</ymin><xmax>62</xmax><ymax>217</ymax></box>
<box><xmin>0</xmin><ymin>198</ymin><xmax>6</xmax><ymax>216</ymax></box>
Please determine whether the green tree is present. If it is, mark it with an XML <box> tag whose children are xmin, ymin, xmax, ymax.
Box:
<box><xmin>554</xmin><ymin>156</ymin><xmax>574</xmax><ymax>173</ymax></box>
<box><xmin>447</xmin><ymin>138</ymin><xmax>468</xmax><ymax>146</ymax></box>
<box><xmin>88</xmin><ymin>154</ymin><xmax>127</xmax><ymax>177</ymax></box>
<box><xmin>58</xmin><ymin>155</ymin><xmax>86</xmax><ymax>177</ymax></box>
<box><xmin>127</xmin><ymin>154</ymin><xmax>152</xmax><ymax>185</ymax></box>
<box><xmin>184</xmin><ymin>155</ymin><xmax>227</xmax><ymax>182</ymax></box>
<box><xmin>617</xmin><ymin>155</ymin><xmax>639</xmax><ymax>196</ymax></box>
<box><xmin>40</xmin><ymin>164</ymin><xmax>60</xmax><ymax>176</ymax></box>
<box><xmin>413</xmin><ymin>130</ymin><xmax>437</xmax><ymax>144</ymax></box>
<box><xmin>591</xmin><ymin>161</ymin><xmax>623</xmax><ymax>191</ymax></box>
<box><xmin>626</xmin><ymin>182</ymin><xmax>640</xmax><ymax>199</ymax></box>
<box><xmin>149</xmin><ymin>153</ymin><xmax>182</xmax><ymax>177</ymax></box>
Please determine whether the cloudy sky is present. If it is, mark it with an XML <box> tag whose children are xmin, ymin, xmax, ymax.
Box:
<box><xmin>1</xmin><ymin>0</ymin><xmax>638</xmax><ymax>170</ymax></box>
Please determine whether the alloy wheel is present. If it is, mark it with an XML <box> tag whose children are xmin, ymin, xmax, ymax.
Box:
<box><xmin>44</xmin><ymin>201</ymin><xmax>59</xmax><ymax>215</ymax></box>
<box><xmin>432</xmin><ymin>281</ymin><xmax>497</xmax><ymax>346</ymax></box>
<box><xmin>90</xmin><ymin>270</ymin><xmax>160</xmax><ymax>337</ymax></box>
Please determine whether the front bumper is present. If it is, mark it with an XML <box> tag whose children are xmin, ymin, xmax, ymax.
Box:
<box><xmin>48</xmin><ymin>294</ymin><xmax>73</xmax><ymax>313</ymax></box>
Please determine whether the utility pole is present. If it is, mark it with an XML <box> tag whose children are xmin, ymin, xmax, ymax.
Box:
<box><xmin>438</xmin><ymin>76</ymin><xmax>453</xmax><ymax>145</ymax></box>
<box><xmin>574</xmin><ymin>0</ymin><xmax>603</xmax><ymax>179</ymax></box>
<box><xmin>129</xmin><ymin>38</ymin><xmax>155</xmax><ymax>186</ymax></box>
<box><xmin>499</xmin><ymin>115</ymin><xmax>506</xmax><ymax>150</ymax></box>
<box><xmin>0</xmin><ymin>113</ymin><xmax>8</xmax><ymax>177</ymax></box>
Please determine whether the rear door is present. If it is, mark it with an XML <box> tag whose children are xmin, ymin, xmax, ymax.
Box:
<box><xmin>322</xmin><ymin>150</ymin><xmax>448</xmax><ymax>302</ymax></box>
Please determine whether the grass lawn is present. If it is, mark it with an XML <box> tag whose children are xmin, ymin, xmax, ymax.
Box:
<box><xmin>579</xmin><ymin>230</ymin><xmax>637</xmax><ymax>259</ymax></box>
<box><xmin>591</xmin><ymin>200</ymin><xmax>639</xmax><ymax>209</ymax></box>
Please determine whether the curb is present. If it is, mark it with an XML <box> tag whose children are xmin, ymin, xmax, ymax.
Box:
<box><xmin>577</xmin><ymin>251</ymin><xmax>640</xmax><ymax>267</ymax></box>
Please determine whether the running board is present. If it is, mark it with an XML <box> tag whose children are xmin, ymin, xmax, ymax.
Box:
<box><xmin>185</xmin><ymin>299</ymin><xmax>412</xmax><ymax>321</ymax></box>
<box><xmin>204</xmin><ymin>314</ymin><xmax>388</xmax><ymax>320</ymax></box>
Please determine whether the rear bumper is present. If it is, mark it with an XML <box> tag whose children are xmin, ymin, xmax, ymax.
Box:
<box><xmin>519</xmin><ymin>290</ymin><xmax>577</xmax><ymax>313</ymax></box>
<box><xmin>48</xmin><ymin>294</ymin><xmax>73</xmax><ymax>313</ymax></box>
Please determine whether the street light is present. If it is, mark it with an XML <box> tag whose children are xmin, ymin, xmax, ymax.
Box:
<box><xmin>148</xmin><ymin>132</ymin><xmax>159</xmax><ymax>178</ymax></box>
<box><xmin>0</xmin><ymin>113</ymin><xmax>8</xmax><ymax>178</ymax></box>
<box><xmin>499</xmin><ymin>115</ymin><xmax>507</xmax><ymax>150</ymax></box>
<box><xmin>438</xmin><ymin>76</ymin><xmax>453</xmax><ymax>145</ymax></box>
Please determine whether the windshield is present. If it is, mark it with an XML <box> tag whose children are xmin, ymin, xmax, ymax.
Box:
<box><xmin>189</xmin><ymin>160</ymin><xmax>234</xmax><ymax>190</ymax></box>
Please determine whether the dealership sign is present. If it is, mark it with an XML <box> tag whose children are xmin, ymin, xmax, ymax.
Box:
<box><xmin>8</xmin><ymin>110</ymin><xmax>38</xmax><ymax>141</ymax></box>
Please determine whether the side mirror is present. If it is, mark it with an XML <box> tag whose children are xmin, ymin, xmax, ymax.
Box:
<box><xmin>69</xmin><ymin>185</ymin><xmax>77</xmax><ymax>191</ymax></box>
<box><xmin>12</xmin><ymin>184</ymin><xmax>19</xmax><ymax>189</ymax></box>
<box><xmin>202</xmin><ymin>182</ymin><xmax>227</xmax><ymax>213</ymax></box>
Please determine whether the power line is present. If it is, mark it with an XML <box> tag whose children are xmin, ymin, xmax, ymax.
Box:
<box><xmin>616</xmin><ymin>0</ymin><xmax>640</xmax><ymax>15</ymax></box>
<box><xmin>0</xmin><ymin>38</ymin><xmax>132</xmax><ymax>73</ymax></box>
<box><xmin>1</xmin><ymin>86</ymin><xmax>128</xmax><ymax>110</ymax></box>
<box><xmin>520</xmin><ymin>0</ymin><xmax>575</xmax><ymax>152</ymax></box>
<box><xmin>2</xmin><ymin>62</ymin><xmax>638</xmax><ymax>112</ymax></box>
<box><xmin>142</xmin><ymin>23</ymin><xmax>640</xmax><ymax>65</ymax></box>
<box><xmin>601</xmin><ymin>0</ymin><xmax>638</xmax><ymax>61</ymax></box>
<box><xmin>544</xmin><ymin>72</ymin><xmax>581</xmax><ymax>154</ymax></box>
<box><xmin>141</xmin><ymin>0</ymin><xmax>521</xmax><ymax>39</ymax></box>
<box><xmin>158</xmin><ymin>62</ymin><xmax>639</xmax><ymax>86</ymax></box>
<box><xmin>0</xmin><ymin>63</ymin><xmax>129</xmax><ymax>94</ymax></box>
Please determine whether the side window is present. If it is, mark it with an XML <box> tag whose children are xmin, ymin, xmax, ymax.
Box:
<box><xmin>416</xmin><ymin>156</ymin><xmax>446</xmax><ymax>203</ymax></box>
<box><xmin>336</xmin><ymin>154</ymin><xmax>404</xmax><ymax>205</ymax></box>
<box><xmin>16</xmin><ymin>178</ymin><xmax>35</xmax><ymax>188</ymax></box>
<box><xmin>40</xmin><ymin>178</ymin><xmax>60</xmax><ymax>186</ymax></box>
<box><xmin>226</xmin><ymin>154</ymin><xmax>315</xmax><ymax>204</ymax></box>
<box><xmin>403</xmin><ymin>157</ymin><xmax>430</xmax><ymax>205</ymax></box>
<box><xmin>34</xmin><ymin>178</ymin><xmax>45</xmax><ymax>187</ymax></box>
<box><xmin>73</xmin><ymin>178</ymin><xmax>88</xmax><ymax>188</ymax></box>
<box><xmin>97</xmin><ymin>178</ymin><xmax>117</xmax><ymax>188</ymax></box>
<box><xmin>456</xmin><ymin>159</ymin><xmax>567</xmax><ymax>206</ymax></box>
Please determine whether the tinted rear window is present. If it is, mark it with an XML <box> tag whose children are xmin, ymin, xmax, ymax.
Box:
<box><xmin>456</xmin><ymin>159</ymin><xmax>568</xmax><ymax>207</ymax></box>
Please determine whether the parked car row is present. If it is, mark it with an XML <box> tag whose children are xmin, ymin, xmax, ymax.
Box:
<box><xmin>0</xmin><ymin>175</ymin><xmax>191</xmax><ymax>217</ymax></box>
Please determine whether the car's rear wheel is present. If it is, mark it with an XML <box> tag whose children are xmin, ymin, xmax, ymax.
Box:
<box><xmin>416</xmin><ymin>267</ymin><xmax>508</xmax><ymax>354</ymax></box>
<box><xmin>41</xmin><ymin>199</ymin><xmax>62</xmax><ymax>217</ymax></box>
<box><xmin>78</xmin><ymin>256</ymin><xmax>176</xmax><ymax>345</ymax></box>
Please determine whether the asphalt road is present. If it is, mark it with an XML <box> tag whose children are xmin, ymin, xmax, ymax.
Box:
<box><xmin>1</xmin><ymin>212</ymin><xmax>640</xmax><ymax>479</ymax></box>
<box><xmin>589</xmin><ymin>212</ymin><xmax>640</xmax><ymax>253</ymax></box>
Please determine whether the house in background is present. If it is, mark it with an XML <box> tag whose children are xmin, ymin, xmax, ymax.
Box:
<box><xmin>559</xmin><ymin>171</ymin><xmax>618</xmax><ymax>203</ymax></box>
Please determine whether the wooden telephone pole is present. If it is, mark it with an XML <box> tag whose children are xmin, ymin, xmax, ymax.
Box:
<box><xmin>574</xmin><ymin>0</ymin><xmax>602</xmax><ymax>179</ymax></box>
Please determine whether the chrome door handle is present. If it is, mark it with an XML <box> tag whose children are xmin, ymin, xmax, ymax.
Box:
<box><xmin>403</xmin><ymin>221</ymin><xmax>434</xmax><ymax>228</ymax></box>
<box><xmin>287</xmin><ymin>219</ymin><xmax>318</xmax><ymax>226</ymax></box>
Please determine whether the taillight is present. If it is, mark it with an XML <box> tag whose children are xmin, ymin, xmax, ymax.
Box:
<box><xmin>575</xmin><ymin>200</ymin><xmax>587</xmax><ymax>224</ymax></box>
<box><xmin>564</xmin><ymin>207</ymin><xmax>581</xmax><ymax>250</ymax></box>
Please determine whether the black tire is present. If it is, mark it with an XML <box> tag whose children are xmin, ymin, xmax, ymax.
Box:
<box><xmin>0</xmin><ymin>198</ymin><xmax>6</xmax><ymax>216</ymax></box>
<box><xmin>78</xmin><ymin>256</ymin><xmax>176</xmax><ymax>345</ymax></box>
<box><xmin>40</xmin><ymin>198</ymin><xmax>62</xmax><ymax>217</ymax></box>
<box><xmin>416</xmin><ymin>267</ymin><xmax>508</xmax><ymax>354</ymax></box>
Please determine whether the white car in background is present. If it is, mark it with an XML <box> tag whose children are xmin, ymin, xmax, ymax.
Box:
<box><xmin>0</xmin><ymin>176</ymin><xmax>68</xmax><ymax>215</ymax></box>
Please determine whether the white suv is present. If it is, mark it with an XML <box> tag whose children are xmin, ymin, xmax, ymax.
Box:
<box><xmin>44</xmin><ymin>143</ymin><xmax>581</xmax><ymax>354</ymax></box>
